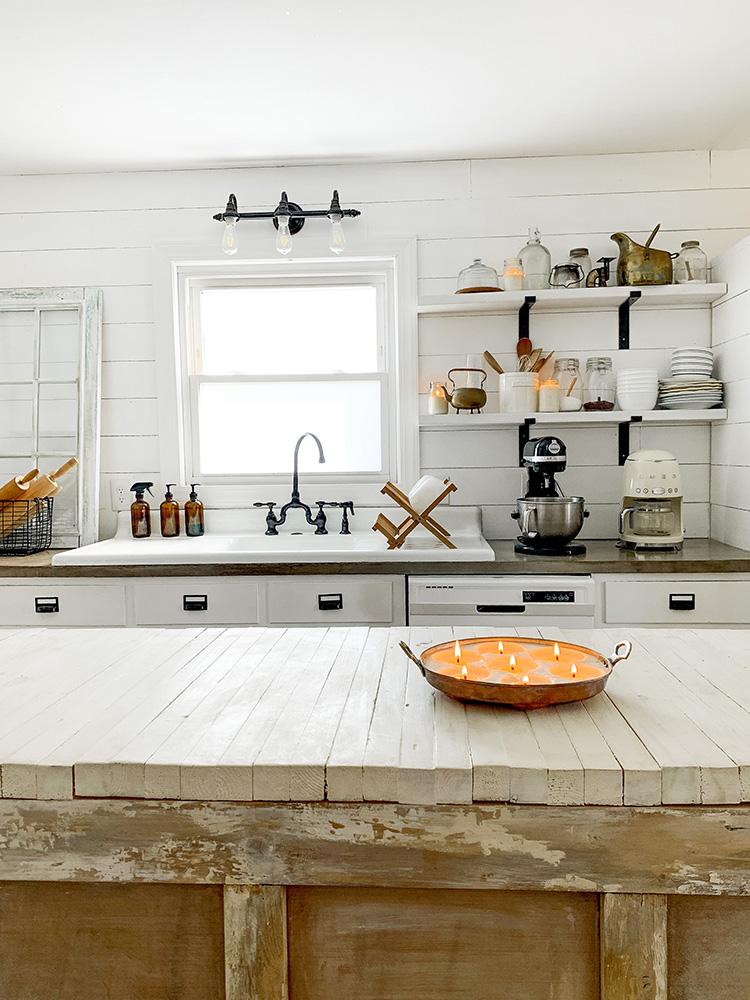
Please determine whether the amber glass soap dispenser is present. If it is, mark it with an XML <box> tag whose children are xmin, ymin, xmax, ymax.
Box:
<box><xmin>130</xmin><ymin>482</ymin><xmax>154</xmax><ymax>538</ymax></box>
<box><xmin>160</xmin><ymin>484</ymin><xmax>181</xmax><ymax>537</ymax></box>
<box><xmin>185</xmin><ymin>483</ymin><xmax>205</xmax><ymax>537</ymax></box>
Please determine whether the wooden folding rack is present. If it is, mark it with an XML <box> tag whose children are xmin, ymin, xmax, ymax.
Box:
<box><xmin>372</xmin><ymin>479</ymin><xmax>457</xmax><ymax>550</ymax></box>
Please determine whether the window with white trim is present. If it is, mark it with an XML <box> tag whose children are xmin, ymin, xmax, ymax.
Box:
<box><xmin>165</xmin><ymin>246</ymin><xmax>417</xmax><ymax>499</ymax></box>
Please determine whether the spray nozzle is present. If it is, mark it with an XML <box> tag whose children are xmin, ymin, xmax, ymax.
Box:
<box><xmin>130</xmin><ymin>481</ymin><xmax>154</xmax><ymax>499</ymax></box>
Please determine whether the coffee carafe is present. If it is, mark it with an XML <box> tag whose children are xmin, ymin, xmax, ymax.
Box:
<box><xmin>619</xmin><ymin>450</ymin><xmax>684</xmax><ymax>550</ymax></box>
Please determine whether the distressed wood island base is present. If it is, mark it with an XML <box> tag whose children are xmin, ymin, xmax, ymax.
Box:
<box><xmin>2</xmin><ymin>626</ymin><xmax>750</xmax><ymax>998</ymax></box>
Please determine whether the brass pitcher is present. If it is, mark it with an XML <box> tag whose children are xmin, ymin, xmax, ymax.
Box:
<box><xmin>610</xmin><ymin>224</ymin><xmax>675</xmax><ymax>286</ymax></box>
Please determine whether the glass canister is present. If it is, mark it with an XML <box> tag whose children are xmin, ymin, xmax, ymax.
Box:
<box><xmin>674</xmin><ymin>240</ymin><xmax>708</xmax><ymax>283</ymax></box>
<box><xmin>456</xmin><ymin>259</ymin><xmax>500</xmax><ymax>294</ymax></box>
<box><xmin>519</xmin><ymin>227</ymin><xmax>551</xmax><ymax>289</ymax></box>
<box><xmin>583</xmin><ymin>356</ymin><xmax>615</xmax><ymax>411</ymax></box>
<box><xmin>503</xmin><ymin>257</ymin><xmax>525</xmax><ymax>291</ymax></box>
<box><xmin>553</xmin><ymin>357</ymin><xmax>582</xmax><ymax>411</ymax></box>
<box><xmin>568</xmin><ymin>248</ymin><xmax>592</xmax><ymax>288</ymax></box>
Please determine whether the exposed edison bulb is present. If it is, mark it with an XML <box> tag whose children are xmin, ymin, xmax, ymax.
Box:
<box><xmin>221</xmin><ymin>218</ymin><xmax>239</xmax><ymax>255</ymax></box>
<box><xmin>328</xmin><ymin>214</ymin><xmax>346</xmax><ymax>254</ymax></box>
<box><xmin>275</xmin><ymin>215</ymin><xmax>293</xmax><ymax>255</ymax></box>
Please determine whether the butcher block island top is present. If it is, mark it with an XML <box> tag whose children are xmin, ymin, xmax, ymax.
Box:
<box><xmin>2</xmin><ymin>624</ymin><xmax>749</xmax><ymax>807</ymax></box>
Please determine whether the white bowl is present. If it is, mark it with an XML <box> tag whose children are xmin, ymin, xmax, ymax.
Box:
<box><xmin>617</xmin><ymin>387</ymin><xmax>658</xmax><ymax>410</ymax></box>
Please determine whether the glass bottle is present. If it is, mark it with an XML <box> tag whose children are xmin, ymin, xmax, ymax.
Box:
<box><xmin>519</xmin><ymin>227</ymin><xmax>551</xmax><ymax>289</ymax></box>
<box><xmin>503</xmin><ymin>257</ymin><xmax>525</xmax><ymax>291</ymax></box>
<box><xmin>583</xmin><ymin>357</ymin><xmax>615</xmax><ymax>411</ymax></box>
<box><xmin>553</xmin><ymin>358</ymin><xmax>582</xmax><ymax>411</ymax></box>
<box><xmin>185</xmin><ymin>484</ymin><xmax>205</xmax><ymax>537</ymax></box>
<box><xmin>568</xmin><ymin>248</ymin><xmax>592</xmax><ymax>288</ymax></box>
<box><xmin>674</xmin><ymin>240</ymin><xmax>708</xmax><ymax>283</ymax></box>
<box><xmin>160</xmin><ymin>484</ymin><xmax>181</xmax><ymax>537</ymax></box>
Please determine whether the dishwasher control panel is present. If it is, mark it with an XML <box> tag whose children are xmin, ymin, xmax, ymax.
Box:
<box><xmin>408</xmin><ymin>575</ymin><xmax>596</xmax><ymax>627</ymax></box>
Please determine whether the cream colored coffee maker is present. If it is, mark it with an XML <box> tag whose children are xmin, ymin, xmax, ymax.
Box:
<box><xmin>619</xmin><ymin>449</ymin><xmax>684</xmax><ymax>550</ymax></box>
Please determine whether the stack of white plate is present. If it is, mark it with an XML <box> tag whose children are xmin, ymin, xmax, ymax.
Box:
<box><xmin>616</xmin><ymin>369</ymin><xmax>659</xmax><ymax>410</ymax></box>
<box><xmin>657</xmin><ymin>378</ymin><xmax>724</xmax><ymax>410</ymax></box>
<box><xmin>670</xmin><ymin>347</ymin><xmax>714</xmax><ymax>380</ymax></box>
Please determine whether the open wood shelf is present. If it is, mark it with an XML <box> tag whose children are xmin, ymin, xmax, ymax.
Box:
<box><xmin>420</xmin><ymin>409</ymin><xmax>727</xmax><ymax>430</ymax></box>
<box><xmin>417</xmin><ymin>283</ymin><xmax>728</xmax><ymax>316</ymax></box>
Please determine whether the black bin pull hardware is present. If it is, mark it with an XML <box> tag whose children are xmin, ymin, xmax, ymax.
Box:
<box><xmin>183</xmin><ymin>594</ymin><xmax>208</xmax><ymax>612</ymax></box>
<box><xmin>669</xmin><ymin>593</ymin><xmax>696</xmax><ymax>612</ymax></box>
<box><xmin>476</xmin><ymin>604</ymin><xmax>526</xmax><ymax>614</ymax></box>
<box><xmin>34</xmin><ymin>596</ymin><xmax>59</xmax><ymax>614</ymax></box>
<box><xmin>318</xmin><ymin>593</ymin><xmax>343</xmax><ymax>611</ymax></box>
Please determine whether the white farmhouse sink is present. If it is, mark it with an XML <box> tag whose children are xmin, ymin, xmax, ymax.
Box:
<box><xmin>52</xmin><ymin>507</ymin><xmax>494</xmax><ymax>565</ymax></box>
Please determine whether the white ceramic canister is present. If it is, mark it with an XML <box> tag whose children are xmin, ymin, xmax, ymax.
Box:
<box><xmin>498</xmin><ymin>372</ymin><xmax>539</xmax><ymax>413</ymax></box>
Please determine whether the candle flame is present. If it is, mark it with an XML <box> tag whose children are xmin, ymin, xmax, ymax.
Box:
<box><xmin>509</xmin><ymin>653</ymin><xmax>516</xmax><ymax>671</ymax></box>
<box><xmin>498</xmin><ymin>639</ymin><xmax>504</xmax><ymax>654</ymax></box>
<box><xmin>554</xmin><ymin>642</ymin><xmax>560</xmax><ymax>661</ymax></box>
<box><xmin>522</xmin><ymin>674</ymin><xmax>529</xmax><ymax>685</ymax></box>
<box><xmin>570</xmin><ymin>663</ymin><xmax>577</xmax><ymax>678</ymax></box>
<box><xmin>461</xmin><ymin>664</ymin><xmax>468</xmax><ymax>680</ymax></box>
<box><xmin>454</xmin><ymin>639</ymin><xmax>461</xmax><ymax>663</ymax></box>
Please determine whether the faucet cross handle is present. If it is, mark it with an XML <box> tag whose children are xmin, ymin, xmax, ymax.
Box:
<box><xmin>312</xmin><ymin>501</ymin><xmax>329</xmax><ymax>536</ymax></box>
<box><xmin>253</xmin><ymin>501</ymin><xmax>279</xmax><ymax>536</ymax></box>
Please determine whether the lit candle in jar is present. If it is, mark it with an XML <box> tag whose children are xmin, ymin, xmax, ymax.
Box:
<box><xmin>428</xmin><ymin>381</ymin><xmax>449</xmax><ymax>415</ymax></box>
<box><xmin>503</xmin><ymin>257</ymin><xmax>525</xmax><ymax>291</ymax></box>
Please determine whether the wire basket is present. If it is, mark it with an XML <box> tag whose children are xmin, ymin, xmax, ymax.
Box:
<box><xmin>0</xmin><ymin>497</ymin><xmax>54</xmax><ymax>555</ymax></box>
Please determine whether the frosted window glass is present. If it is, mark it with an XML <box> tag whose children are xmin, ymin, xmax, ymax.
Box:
<box><xmin>199</xmin><ymin>285</ymin><xmax>378</xmax><ymax>375</ymax></box>
<box><xmin>198</xmin><ymin>381</ymin><xmax>382</xmax><ymax>475</ymax></box>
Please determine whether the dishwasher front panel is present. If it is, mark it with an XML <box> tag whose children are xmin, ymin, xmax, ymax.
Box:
<box><xmin>408</xmin><ymin>575</ymin><xmax>596</xmax><ymax>627</ymax></box>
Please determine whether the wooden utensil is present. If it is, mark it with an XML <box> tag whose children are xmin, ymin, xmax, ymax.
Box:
<box><xmin>482</xmin><ymin>350</ymin><xmax>504</xmax><ymax>375</ymax></box>
<box><xmin>566</xmin><ymin>377</ymin><xmax>578</xmax><ymax>397</ymax></box>
<box><xmin>526</xmin><ymin>348</ymin><xmax>543</xmax><ymax>372</ymax></box>
<box><xmin>516</xmin><ymin>337</ymin><xmax>532</xmax><ymax>369</ymax></box>
<box><xmin>532</xmin><ymin>350</ymin><xmax>554</xmax><ymax>374</ymax></box>
<box><xmin>0</xmin><ymin>457</ymin><xmax>78</xmax><ymax>537</ymax></box>
<box><xmin>0</xmin><ymin>468</ymin><xmax>39</xmax><ymax>502</ymax></box>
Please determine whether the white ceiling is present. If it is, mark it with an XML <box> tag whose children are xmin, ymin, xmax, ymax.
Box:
<box><xmin>3</xmin><ymin>0</ymin><xmax>750</xmax><ymax>173</ymax></box>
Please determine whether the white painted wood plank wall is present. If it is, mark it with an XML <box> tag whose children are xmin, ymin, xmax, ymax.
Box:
<box><xmin>712</xmin><ymin>234</ymin><xmax>750</xmax><ymax>550</ymax></box>
<box><xmin>0</xmin><ymin>149</ymin><xmax>747</xmax><ymax>539</ymax></box>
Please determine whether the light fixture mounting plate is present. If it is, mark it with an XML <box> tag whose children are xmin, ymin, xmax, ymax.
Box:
<box><xmin>273</xmin><ymin>203</ymin><xmax>305</xmax><ymax>235</ymax></box>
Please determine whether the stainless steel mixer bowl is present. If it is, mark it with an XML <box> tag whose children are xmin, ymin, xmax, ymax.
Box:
<box><xmin>511</xmin><ymin>496</ymin><xmax>588</xmax><ymax>546</ymax></box>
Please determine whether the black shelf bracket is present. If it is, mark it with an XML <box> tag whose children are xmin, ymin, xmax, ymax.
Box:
<box><xmin>618</xmin><ymin>290</ymin><xmax>641</xmax><ymax>350</ymax></box>
<box><xmin>519</xmin><ymin>295</ymin><xmax>536</xmax><ymax>341</ymax></box>
<box><xmin>518</xmin><ymin>417</ymin><xmax>536</xmax><ymax>466</ymax></box>
<box><xmin>618</xmin><ymin>415</ymin><xmax>643</xmax><ymax>466</ymax></box>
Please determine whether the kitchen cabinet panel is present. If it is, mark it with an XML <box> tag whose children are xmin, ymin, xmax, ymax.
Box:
<box><xmin>0</xmin><ymin>582</ymin><xmax>126</xmax><ymax>627</ymax></box>
<box><xmin>603</xmin><ymin>578</ymin><xmax>750</xmax><ymax>625</ymax></box>
<box><xmin>267</xmin><ymin>576</ymin><xmax>399</xmax><ymax>626</ymax></box>
<box><xmin>133</xmin><ymin>579</ymin><xmax>260</xmax><ymax>626</ymax></box>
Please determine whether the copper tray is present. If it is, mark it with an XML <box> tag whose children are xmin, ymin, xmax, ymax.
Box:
<box><xmin>399</xmin><ymin>636</ymin><xmax>632</xmax><ymax>710</ymax></box>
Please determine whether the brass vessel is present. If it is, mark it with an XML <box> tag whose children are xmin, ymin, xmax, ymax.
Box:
<box><xmin>611</xmin><ymin>224</ymin><xmax>675</xmax><ymax>286</ymax></box>
<box><xmin>444</xmin><ymin>368</ymin><xmax>487</xmax><ymax>413</ymax></box>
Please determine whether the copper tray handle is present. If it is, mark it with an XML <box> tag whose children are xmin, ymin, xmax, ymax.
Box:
<box><xmin>399</xmin><ymin>641</ymin><xmax>425</xmax><ymax>676</ymax></box>
<box><xmin>610</xmin><ymin>640</ymin><xmax>632</xmax><ymax>668</ymax></box>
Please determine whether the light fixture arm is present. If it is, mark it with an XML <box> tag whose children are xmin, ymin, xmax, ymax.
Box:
<box><xmin>213</xmin><ymin>189</ymin><xmax>361</xmax><ymax>225</ymax></box>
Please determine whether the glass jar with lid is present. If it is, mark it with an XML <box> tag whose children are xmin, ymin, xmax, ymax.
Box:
<box><xmin>519</xmin><ymin>227</ymin><xmax>551</xmax><ymax>289</ymax></box>
<box><xmin>553</xmin><ymin>357</ymin><xmax>582</xmax><ymax>411</ymax></box>
<box><xmin>456</xmin><ymin>258</ymin><xmax>500</xmax><ymax>294</ymax></box>
<box><xmin>568</xmin><ymin>248</ymin><xmax>592</xmax><ymax>288</ymax></box>
<box><xmin>583</xmin><ymin>356</ymin><xmax>615</xmax><ymax>411</ymax></box>
<box><xmin>674</xmin><ymin>240</ymin><xmax>708</xmax><ymax>284</ymax></box>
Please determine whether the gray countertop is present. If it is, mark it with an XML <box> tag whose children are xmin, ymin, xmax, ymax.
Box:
<box><xmin>1</xmin><ymin>538</ymin><xmax>749</xmax><ymax>577</ymax></box>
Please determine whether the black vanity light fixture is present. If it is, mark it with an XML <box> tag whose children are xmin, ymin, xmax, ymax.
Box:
<box><xmin>213</xmin><ymin>190</ymin><xmax>362</xmax><ymax>257</ymax></box>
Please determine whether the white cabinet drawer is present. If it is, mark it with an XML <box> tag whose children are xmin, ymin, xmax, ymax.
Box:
<box><xmin>0</xmin><ymin>583</ymin><xmax>126</xmax><ymax>627</ymax></box>
<box><xmin>603</xmin><ymin>579</ymin><xmax>750</xmax><ymax>625</ymax></box>
<box><xmin>133</xmin><ymin>579</ymin><xmax>259</xmax><ymax>625</ymax></box>
<box><xmin>267</xmin><ymin>577</ymin><xmax>395</xmax><ymax>625</ymax></box>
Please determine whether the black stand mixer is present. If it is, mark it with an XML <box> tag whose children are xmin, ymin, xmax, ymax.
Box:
<box><xmin>511</xmin><ymin>436</ymin><xmax>588</xmax><ymax>556</ymax></box>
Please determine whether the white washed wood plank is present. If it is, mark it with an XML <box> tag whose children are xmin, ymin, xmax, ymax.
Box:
<box><xmin>252</xmin><ymin>627</ymin><xmax>356</xmax><ymax>801</ymax></box>
<box><xmin>3</xmin><ymin>628</ymin><xmax>204</xmax><ymax>799</ymax></box>
<box><xmin>215</xmin><ymin>629</ymin><xmax>330</xmax><ymax>800</ymax></box>
<box><xmin>177</xmin><ymin>629</ymin><xmax>293</xmax><ymax>800</ymax></box>
<box><xmin>73</xmin><ymin>628</ymin><xmax>257</xmax><ymax>798</ymax></box>
<box><xmin>324</xmin><ymin>628</ymin><xmax>391</xmax><ymax>802</ymax></box>
<box><xmin>286</xmin><ymin>628</ymin><xmax>371</xmax><ymax>801</ymax></box>
<box><xmin>433</xmin><ymin>689</ymin><xmax>472</xmax><ymax>805</ymax></box>
<box><xmin>361</xmin><ymin>628</ymin><xmax>410</xmax><ymax>802</ymax></box>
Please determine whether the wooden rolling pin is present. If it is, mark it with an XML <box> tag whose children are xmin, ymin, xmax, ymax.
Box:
<box><xmin>0</xmin><ymin>457</ymin><xmax>78</xmax><ymax>537</ymax></box>
<box><xmin>0</xmin><ymin>468</ymin><xmax>40</xmax><ymax>502</ymax></box>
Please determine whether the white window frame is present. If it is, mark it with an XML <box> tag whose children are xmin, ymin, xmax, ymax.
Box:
<box><xmin>154</xmin><ymin>237</ymin><xmax>418</xmax><ymax>505</ymax></box>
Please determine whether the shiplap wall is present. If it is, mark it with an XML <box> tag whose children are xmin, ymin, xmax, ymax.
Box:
<box><xmin>711</xmin><ymin>236</ymin><xmax>750</xmax><ymax>549</ymax></box>
<box><xmin>0</xmin><ymin>148</ymin><xmax>748</xmax><ymax>540</ymax></box>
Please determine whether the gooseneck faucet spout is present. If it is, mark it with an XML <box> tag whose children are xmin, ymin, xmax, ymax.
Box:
<box><xmin>292</xmin><ymin>433</ymin><xmax>325</xmax><ymax>503</ymax></box>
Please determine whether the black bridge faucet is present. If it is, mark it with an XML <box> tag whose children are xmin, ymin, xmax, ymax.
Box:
<box><xmin>253</xmin><ymin>433</ymin><xmax>355</xmax><ymax>536</ymax></box>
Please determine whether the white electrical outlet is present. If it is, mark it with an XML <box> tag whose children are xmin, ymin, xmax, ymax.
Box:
<box><xmin>110</xmin><ymin>480</ymin><xmax>131</xmax><ymax>511</ymax></box>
